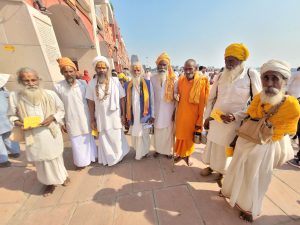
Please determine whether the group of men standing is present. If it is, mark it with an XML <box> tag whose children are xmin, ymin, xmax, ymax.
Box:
<box><xmin>1</xmin><ymin>42</ymin><xmax>299</xmax><ymax>222</ymax></box>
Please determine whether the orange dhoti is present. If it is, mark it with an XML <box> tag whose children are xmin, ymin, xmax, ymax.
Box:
<box><xmin>175</xmin><ymin>74</ymin><xmax>209</xmax><ymax>157</ymax></box>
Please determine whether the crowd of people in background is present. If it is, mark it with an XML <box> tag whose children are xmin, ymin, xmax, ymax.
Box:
<box><xmin>1</xmin><ymin>42</ymin><xmax>300</xmax><ymax>223</ymax></box>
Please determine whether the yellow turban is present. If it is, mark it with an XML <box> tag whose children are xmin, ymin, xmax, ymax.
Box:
<box><xmin>155</xmin><ymin>52</ymin><xmax>176</xmax><ymax>103</ymax></box>
<box><xmin>156</xmin><ymin>52</ymin><xmax>170</xmax><ymax>65</ymax></box>
<box><xmin>224</xmin><ymin>43</ymin><xmax>249</xmax><ymax>61</ymax></box>
<box><xmin>57</xmin><ymin>57</ymin><xmax>77</xmax><ymax>70</ymax></box>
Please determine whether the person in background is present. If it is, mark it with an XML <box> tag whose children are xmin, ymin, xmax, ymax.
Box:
<box><xmin>287</xmin><ymin>66</ymin><xmax>300</xmax><ymax>168</ymax></box>
<box><xmin>81</xmin><ymin>69</ymin><xmax>91</xmax><ymax>83</ymax></box>
<box><xmin>0</xmin><ymin>74</ymin><xmax>20</xmax><ymax>168</ymax></box>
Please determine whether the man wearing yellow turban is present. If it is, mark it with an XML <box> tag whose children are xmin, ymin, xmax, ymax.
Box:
<box><xmin>200</xmin><ymin>43</ymin><xmax>262</xmax><ymax>186</ymax></box>
<box><xmin>151</xmin><ymin>52</ymin><xmax>177</xmax><ymax>158</ymax></box>
<box><xmin>55</xmin><ymin>57</ymin><xmax>97</xmax><ymax>169</ymax></box>
<box><xmin>175</xmin><ymin>59</ymin><xmax>210</xmax><ymax>166</ymax></box>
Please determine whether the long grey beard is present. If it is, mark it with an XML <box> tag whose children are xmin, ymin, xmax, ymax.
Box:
<box><xmin>220</xmin><ymin>64</ymin><xmax>244</xmax><ymax>84</ymax></box>
<box><xmin>260</xmin><ymin>89</ymin><xmax>285</xmax><ymax>105</ymax></box>
<box><xmin>20</xmin><ymin>87</ymin><xmax>43</xmax><ymax>106</ymax></box>
<box><xmin>97</xmin><ymin>74</ymin><xmax>106</xmax><ymax>83</ymax></box>
<box><xmin>132</xmin><ymin>76</ymin><xmax>141</xmax><ymax>88</ymax></box>
<box><xmin>158</xmin><ymin>71</ymin><xmax>167</xmax><ymax>85</ymax></box>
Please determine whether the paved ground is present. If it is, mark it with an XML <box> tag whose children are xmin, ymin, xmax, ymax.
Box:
<box><xmin>1</xmin><ymin>136</ymin><xmax>300</xmax><ymax>225</ymax></box>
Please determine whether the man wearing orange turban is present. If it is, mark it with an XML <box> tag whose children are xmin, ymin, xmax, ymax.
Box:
<box><xmin>55</xmin><ymin>57</ymin><xmax>97</xmax><ymax>169</ymax></box>
<box><xmin>151</xmin><ymin>52</ymin><xmax>177</xmax><ymax>158</ymax></box>
<box><xmin>200</xmin><ymin>43</ymin><xmax>262</xmax><ymax>186</ymax></box>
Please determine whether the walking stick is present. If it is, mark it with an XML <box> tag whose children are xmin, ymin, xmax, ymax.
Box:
<box><xmin>171</xmin><ymin>100</ymin><xmax>178</xmax><ymax>172</ymax></box>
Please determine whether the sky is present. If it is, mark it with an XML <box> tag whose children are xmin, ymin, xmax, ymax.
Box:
<box><xmin>110</xmin><ymin>0</ymin><xmax>300</xmax><ymax>68</ymax></box>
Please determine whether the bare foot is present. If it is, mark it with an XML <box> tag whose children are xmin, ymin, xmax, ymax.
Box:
<box><xmin>75</xmin><ymin>166</ymin><xmax>85</xmax><ymax>171</ymax></box>
<box><xmin>218</xmin><ymin>190</ymin><xmax>225</xmax><ymax>197</ymax></box>
<box><xmin>216</xmin><ymin>173</ymin><xmax>224</xmax><ymax>188</ymax></box>
<box><xmin>153</xmin><ymin>152</ymin><xmax>159</xmax><ymax>158</ymax></box>
<box><xmin>239</xmin><ymin>211</ymin><xmax>253</xmax><ymax>223</ymax></box>
<box><xmin>43</xmin><ymin>185</ymin><xmax>55</xmax><ymax>197</ymax></box>
<box><xmin>62</xmin><ymin>177</ymin><xmax>71</xmax><ymax>186</ymax></box>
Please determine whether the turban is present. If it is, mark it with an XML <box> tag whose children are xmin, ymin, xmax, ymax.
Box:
<box><xmin>156</xmin><ymin>52</ymin><xmax>170</xmax><ymax>65</ymax></box>
<box><xmin>57</xmin><ymin>57</ymin><xmax>77</xmax><ymax>70</ymax></box>
<box><xmin>224</xmin><ymin>43</ymin><xmax>249</xmax><ymax>61</ymax></box>
<box><xmin>155</xmin><ymin>52</ymin><xmax>176</xmax><ymax>102</ymax></box>
<box><xmin>0</xmin><ymin>73</ymin><xmax>10</xmax><ymax>88</ymax></box>
<box><xmin>93</xmin><ymin>56</ymin><xmax>110</xmax><ymax>69</ymax></box>
<box><xmin>260</xmin><ymin>59</ymin><xmax>291</xmax><ymax>79</ymax></box>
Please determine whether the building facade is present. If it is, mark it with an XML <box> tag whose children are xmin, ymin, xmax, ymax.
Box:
<box><xmin>0</xmin><ymin>0</ymin><xmax>129</xmax><ymax>89</ymax></box>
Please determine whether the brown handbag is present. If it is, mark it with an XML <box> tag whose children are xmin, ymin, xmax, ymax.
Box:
<box><xmin>236</xmin><ymin>97</ymin><xmax>286</xmax><ymax>145</ymax></box>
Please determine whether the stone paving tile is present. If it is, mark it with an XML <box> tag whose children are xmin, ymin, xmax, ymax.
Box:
<box><xmin>188</xmin><ymin>181</ymin><xmax>247</xmax><ymax>225</ymax></box>
<box><xmin>114</xmin><ymin>191</ymin><xmax>157</xmax><ymax>225</ymax></box>
<box><xmin>266</xmin><ymin>176</ymin><xmax>300</xmax><ymax>220</ymax></box>
<box><xmin>93</xmin><ymin>162</ymin><xmax>133</xmax><ymax>199</ymax></box>
<box><xmin>281</xmin><ymin>219</ymin><xmax>300</xmax><ymax>225</ymax></box>
<box><xmin>59</xmin><ymin>165</ymin><xmax>105</xmax><ymax>203</ymax></box>
<box><xmin>68</xmin><ymin>197</ymin><xmax>116</xmax><ymax>225</ymax></box>
<box><xmin>0</xmin><ymin>203</ymin><xmax>22</xmax><ymax>225</ymax></box>
<box><xmin>154</xmin><ymin>185</ymin><xmax>204</xmax><ymax>225</ymax></box>
<box><xmin>132</xmin><ymin>158</ymin><xmax>164</xmax><ymax>192</ymax></box>
<box><xmin>159</xmin><ymin>157</ymin><xmax>199</xmax><ymax>187</ymax></box>
<box><xmin>8</xmin><ymin>203</ymin><xmax>76</xmax><ymax>225</ymax></box>
<box><xmin>274</xmin><ymin>164</ymin><xmax>300</xmax><ymax>194</ymax></box>
<box><xmin>0</xmin><ymin>167</ymin><xmax>33</xmax><ymax>204</ymax></box>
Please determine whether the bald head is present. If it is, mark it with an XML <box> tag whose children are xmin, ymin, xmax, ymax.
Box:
<box><xmin>184</xmin><ymin>59</ymin><xmax>197</xmax><ymax>80</ymax></box>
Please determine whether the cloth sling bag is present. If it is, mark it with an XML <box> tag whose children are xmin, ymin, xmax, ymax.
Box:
<box><xmin>236</xmin><ymin>97</ymin><xmax>286</xmax><ymax>145</ymax></box>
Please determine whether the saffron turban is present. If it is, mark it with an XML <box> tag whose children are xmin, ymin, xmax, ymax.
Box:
<box><xmin>93</xmin><ymin>56</ymin><xmax>110</xmax><ymax>69</ymax></box>
<box><xmin>0</xmin><ymin>73</ymin><xmax>10</xmax><ymax>88</ymax></box>
<box><xmin>156</xmin><ymin>52</ymin><xmax>170</xmax><ymax>65</ymax></box>
<box><xmin>224</xmin><ymin>43</ymin><xmax>249</xmax><ymax>61</ymax></box>
<box><xmin>260</xmin><ymin>59</ymin><xmax>291</xmax><ymax>79</ymax></box>
<box><xmin>155</xmin><ymin>52</ymin><xmax>176</xmax><ymax>103</ymax></box>
<box><xmin>57</xmin><ymin>57</ymin><xmax>77</xmax><ymax>70</ymax></box>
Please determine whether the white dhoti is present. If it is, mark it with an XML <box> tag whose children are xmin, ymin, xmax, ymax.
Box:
<box><xmin>98</xmin><ymin>128</ymin><xmax>129</xmax><ymax>166</ymax></box>
<box><xmin>131</xmin><ymin>129</ymin><xmax>150</xmax><ymax>160</ymax></box>
<box><xmin>70</xmin><ymin>133</ymin><xmax>97</xmax><ymax>167</ymax></box>
<box><xmin>35</xmin><ymin>154</ymin><xmax>68</xmax><ymax>185</ymax></box>
<box><xmin>153</xmin><ymin>125</ymin><xmax>173</xmax><ymax>156</ymax></box>
<box><xmin>221</xmin><ymin>135</ymin><xmax>294</xmax><ymax>217</ymax></box>
<box><xmin>200</xmin><ymin>141</ymin><xmax>232</xmax><ymax>174</ymax></box>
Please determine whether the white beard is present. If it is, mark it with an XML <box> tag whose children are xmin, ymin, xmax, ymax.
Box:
<box><xmin>260</xmin><ymin>89</ymin><xmax>285</xmax><ymax>105</ymax></box>
<box><xmin>158</xmin><ymin>71</ymin><xmax>167</xmax><ymax>85</ymax></box>
<box><xmin>219</xmin><ymin>63</ymin><xmax>245</xmax><ymax>84</ymax></box>
<box><xmin>20</xmin><ymin>86</ymin><xmax>43</xmax><ymax>106</ymax></box>
<box><xmin>132</xmin><ymin>76</ymin><xmax>141</xmax><ymax>88</ymax></box>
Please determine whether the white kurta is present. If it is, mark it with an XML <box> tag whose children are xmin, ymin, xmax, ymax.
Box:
<box><xmin>9</xmin><ymin>90</ymin><xmax>68</xmax><ymax>185</ymax></box>
<box><xmin>86</xmin><ymin>77</ymin><xmax>129</xmax><ymax>166</ymax></box>
<box><xmin>221</xmin><ymin>136</ymin><xmax>294</xmax><ymax>217</ymax></box>
<box><xmin>129</xmin><ymin>80</ymin><xmax>154</xmax><ymax>160</ymax></box>
<box><xmin>151</xmin><ymin>74</ymin><xmax>176</xmax><ymax>155</ymax></box>
<box><xmin>201</xmin><ymin>68</ymin><xmax>262</xmax><ymax>174</ymax></box>
<box><xmin>55</xmin><ymin>80</ymin><xmax>96</xmax><ymax>167</ymax></box>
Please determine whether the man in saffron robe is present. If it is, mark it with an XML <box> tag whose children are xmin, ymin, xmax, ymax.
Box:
<box><xmin>125</xmin><ymin>62</ymin><xmax>154</xmax><ymax>160</ymax></box>
<box><xmin>175</xmin><ymin>59</ymin><xmax>209</xmax><ymax>166</ymax></box>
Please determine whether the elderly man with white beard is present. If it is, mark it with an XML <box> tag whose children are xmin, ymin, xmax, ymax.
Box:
<box><xmin>125</xmin><ymin>62</ymin><xmax>154</xmax><ymax>160</ymax></box>
<box><xmin>220</xmin><ymin>59</ymin><xmax>300</xmax><ymax>222</ymax></box>
<box><xmin>54</xmin><ymin>57</ymin><xmax>97</xmax><ymax>169</ymax></box>
<box><xmin>200</xmin><ymin>43</ymin><xmax>262</xmax><ymax>184</ymax></box>
<box><xmin>150</xmin><ymin>53</ymin><xmax>177</xmax><ymax>158</ymax></box>
<box><xmin>86</xmin><ymin>56</ymin><xmax>129</xmax><ymax>166</ymax></box>
<box><xmin>9</xmin><ymin>67</ymin><xmax>69</xmax><ymax>196</ymax></box>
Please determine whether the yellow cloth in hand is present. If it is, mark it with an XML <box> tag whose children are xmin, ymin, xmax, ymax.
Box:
<box><xmin>92</xmin><ymin>130</ymin><xmax>99</xmax><ymax>137</ymax></box>
<box><xmin>211</xmin><ymin>108</ymin><xmax>223</xmax><ymax>122</ymax></box>
<box><xmin>23</xmin><ymin>116</ymin><xmax>42</xmax><ymax>129</ymax></box>
<box><xmin>225</xmin><ymin>146</ymin><xmax>234</xmax><ymax>157</ymax></box>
